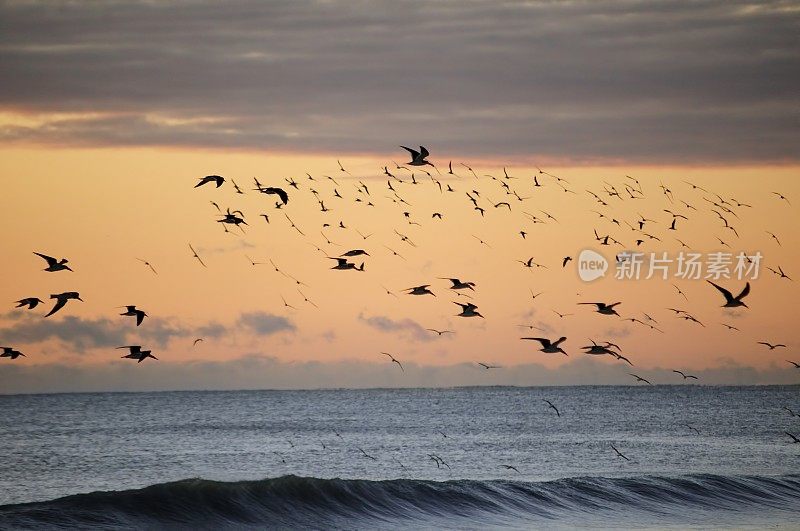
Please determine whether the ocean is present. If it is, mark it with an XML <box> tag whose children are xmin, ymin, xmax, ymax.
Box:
<box><xmin>0</xmin><ymin>385</ymin><xmax>798</xmax><ymax>529</ymax></box>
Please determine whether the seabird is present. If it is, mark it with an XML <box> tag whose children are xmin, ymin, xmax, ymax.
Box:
<box><xmin>120</xmin><ymin>305</ymin><xmax>147</xmax><ymax>326</ymax></box>
<box><xmin>707</xmin><ymin>281</ymin><xmax>750</xmax><ymax>308</ymax></box>
<box><xmin>543</xmin><ymin>399</ymin><xmax>560</xmax><ymax>417</ymax></box>
<box><xmin>610</xmin><ymin>444</ymin><xmax>630</xmax><ymax>461</ymax></box>
<box><xmin>629</xmin><ymin>373</ymin><xmax>652</xmax><ymax>385</ymax></box>
<box><xmin>405</xmin><ymin>285</ymin><xmax>435</xmax><ymax>296</ymax></box>
<box><xmin>758</xmin><ymin>341</ymin><xmax>786</xmax><ymax>350</ymax></box>
<box><xmin>521</xmin><ymin>337</ymin><xmax>568</xmax><ymax>356</ymax></box>
<box><xmin>15</xmin><ymin>297</ymin><xmax>44</xmax><ymax>309</ymax></box>
<box><xmin>0</xmin><ymin>347</ymin><xmax>25</xmax><ymax>360</ymax></box>
<box><xmin>579</xmin><ymin>302</ymin><xmax>622</xmax><ymax>316</ymax></box>
<box><xmin>672</xmin><ymin>370</ymin><xmax>698</xmax><ymax>380</ymax></box>
<box><xmin>195</xmin><ymin>175</ymin><xmax>224</xmax><ymax>188</ymax></box>
<box><xmin>400</xmin><ymin>145</ymin><xmax>434</xmax><ymax>167</ymax></box>
<box><xmin>381</xmin><ymin>352</ymin><xmax>404</xmax><ymax>371</ymax></box>
<box><xmin>454</xmin><ymin>302</ymin><xmax>483</xmax><ymax>317</ymax></box>
<box><xmin>45</xmin><ymin>292</ymin><xmax>83</xmax><ymax>317</ymax></box>
<box><xmin>440</xmin><ymin>278</ymin><xmax>476</xmax><ymax>290</ymax></box>
<box><xmin>34</xmin><ymin>252</ymin><xmax>72</xmax><ymax>272</ymax></box>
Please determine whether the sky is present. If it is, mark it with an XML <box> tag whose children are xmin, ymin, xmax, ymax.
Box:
<box><xmin>0</xmin><ymin>0</ymin><xmax>798</xmax><ymax>393</ymax></box>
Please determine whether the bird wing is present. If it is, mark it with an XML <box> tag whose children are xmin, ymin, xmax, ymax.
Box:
<box><xmin>553</xmin><ymin>337</ymin><xmax>567</xmax><ymax>347</ymax></box>
<box><xmin>400</xmin><ymin>146</ymin><xmax>420</xmax><ymax>159</ymax></box>
<box><xmin>135</xmin><ymin>311</ymin><xmax>145</xmax><ymax>326</ymax></box>
<box><xmin>707</xmin><ymin>281</ymin><xmax>733</xmax><ymax>301</ymax></box>
<box><xmin>274</xmin><ymin>188</ymin><xmax>289</xmax><ymax>204</ymax></box>
<box><xmin>419</xmin><ymin>146</ymin><xmax>430</xmax><ymax>159</ymax></box>
<box><xmin>522</xmin><ymin>337</ymin><xmax>550</xmax><ymax>348</ymax></box>
<box><xmin>34</xmin><ymin>252</ymin><xmax>58</xmax><ymax>266</ymax></box>
<box><xmin>736</xmin><ymin>282</ymin><xmax>751</xmax><ymax>300</ymax></box>
<box><xmin>44</xmin><ymin>296</ymin><xmax>68</xmax><ymax>317</ymax></box>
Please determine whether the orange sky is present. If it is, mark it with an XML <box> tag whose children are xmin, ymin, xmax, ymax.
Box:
<box><xmin>1</xmin><ymin>145</ymin><xmax>798</xmax><ymax>391</ymax></box>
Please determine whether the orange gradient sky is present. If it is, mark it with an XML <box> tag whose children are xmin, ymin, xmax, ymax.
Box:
<box><xmin>1</xmin><ymin>145</ymin><xmax>798</xmax><ymax>391</ymax></box>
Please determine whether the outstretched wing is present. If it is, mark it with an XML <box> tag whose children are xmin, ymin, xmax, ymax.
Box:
<box><xmin>707</xmin><ymin>281</ymin><xmax>733</xmax><ymax>301</ymax></box>
<box><xmin>400</xmin><ymin>145</ymin><xmax>420</xmax><ymax>159</ymax></box>
<box><xmin>521</xmin><ymin>337</ymin><xmax>550</xmax><ymax>348</ymax></box>
<box><xmin>419</xmin><ymin>145</ymin><xmax>430</xmax><ymax>159</ymax></box>
<box><xmin>34</xmin><ymin>252</ymin><xmax>57</xmax><ymax>267</ymax></box>
<box><xmin>736</xmin><ymin>282</ymin><xmax>751</xmax><ymax>300</ymax></box>
<box><xmin>44</xmin><ymin>297</ymin><xmax>67</xmax><ymax>317</ymax></box>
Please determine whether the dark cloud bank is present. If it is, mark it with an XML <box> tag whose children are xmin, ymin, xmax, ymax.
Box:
<box><xmin>0</xmin><ymin>0</ymin><xmax>798</xmax><ymax>163</ymax></box>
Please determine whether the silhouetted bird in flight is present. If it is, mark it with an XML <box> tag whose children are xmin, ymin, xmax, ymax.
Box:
<box><xmin>0</xmin><ymin>347</ymin><xmax>25</xmax><ymax>360</ymax></box>
<box><xmin>45</xmin><ymin>292</ymin><xmax>82</xmax><ymax>317</ymax></box>
<box><xmin>120</xmin><ymin>305</ymin><xmax>147</xmax><ymax>326</ymax></box>
<box><xmin>707</xmin><ymin>281</ymin><xmax>750</xmax><ymax>308</ymax></box>
<box><xmin>15</xmin><ymin>297</ymin><xmax>43</xmax><ymax>309</ymax></box>
<box><xmin>34</xmin><ymin>252</ymin><xmax>72</xmax><ymax>272</ymax></box>
<box><xmin>400</xmin><ymin>145</ymin><xmax>434</xmax><ymax>167</ymax></box>
<box><xmin>522</xmin><ymin>336</ymin><xmax>568</xmax><ymax>356</ymax></box>
<box><xmin>195</xmin><ymin>175</ymin><xmax>224</xmax><ymax>188</ymax></box>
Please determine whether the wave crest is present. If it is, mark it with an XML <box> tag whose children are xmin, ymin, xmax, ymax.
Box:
<box><xmin>2</xmin><ymin>474</ymin><xmax>799</xmax><ymax>529</ymax></box>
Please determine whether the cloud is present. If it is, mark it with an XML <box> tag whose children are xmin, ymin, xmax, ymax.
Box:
<box><xmin>236</xmin><ymin>312</ymin><xmax>295</xmax><ymax>336</ymax></box>
<box><xmin>0</xmin><ymin>314</ymin><xmax>126</xmax><ymax>351</ymax></box>
<box><xmin>0</xmin><ymin>0</ymin><xmax>797</xmax><ymax>162</ymax></box>
<box><xmin>358</xmin><ymin>313</ymin><xmax>432</xmax><ymax>341</ymax></box>
<box><xmin>0</xmin><ymin>313</ymin><xmax>221</xmax><ymax>350</ymax></box>
<box><xmin>0</xmin><ymin>356</ymin><xmax>796</xmax><ymax>394</ymax></box>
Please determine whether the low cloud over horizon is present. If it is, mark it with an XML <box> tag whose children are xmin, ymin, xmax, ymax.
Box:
<box><xmin>0</xmin><ymin>355</ymin><xmax>796</xmax><ymax>395</ymax></box>
<box><xmin>1</xmin><ymin>0</ymin><xmax>798</xmax><ymax>163</ymax></box>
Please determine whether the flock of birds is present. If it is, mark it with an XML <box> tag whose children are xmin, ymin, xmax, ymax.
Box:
<box><xmin>4</xmin><ymin>145</ymin><xmax>799</xmax><ymax>463</ymax></box>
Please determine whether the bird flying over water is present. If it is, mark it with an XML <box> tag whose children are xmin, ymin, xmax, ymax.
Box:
<box><xmin>543</xmin><ymin>399</ymin><xmax>560</xmax><ymax>417</ymax></box>
<box><xmin>381</xmin><ymin>352</ymin><xmax>404</xmax><ymax>371</ymax></box>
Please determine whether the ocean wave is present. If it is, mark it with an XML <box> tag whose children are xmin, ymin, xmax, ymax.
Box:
<box><xmin>2</xmin><ymin>474</ymin><xmax>799</xmax><ymax>529</ymax></box>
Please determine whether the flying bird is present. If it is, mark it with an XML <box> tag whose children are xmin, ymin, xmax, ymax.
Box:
<box><xmin>381</xmin><ymin>352</ymin><xmax>404</xmax><ymax>371</ymax></box>
<box><xmin>34</xmin><ymin>252</ymin><xmax>72</xmax><ymax>272</ymax></box>
<box><xmin>189</xmin><ymin>243</ymin><xmax>207</xmax><ymax>267</ymax></box>
<box><xmin>195</xmin><ymin>175</ymin><xmax>224</xmax><ymax>188</ymax></box>
<box><xmin>707</xmin><ymin>281</ymin><xmax>750</xmax><ymax>308</ymax></box>
<box><xmin>0</xmin><ymin>347</ymin><xmax>25</xmax><ymax>360</ymax></box>
<box><xmin>579</xmin><ymin>302</ymin><xmax>622</xmax><ymax>316</ymax></box>
<box><xmin>521</xmin><ymin>337</ymin><xmax>568</xmax><ymax>356</ymax></box>
<box><xmin>757</xmin><ymin>341</ymin><xmax>786</xmax><ymax>350</ymax></box>
<box><xmin>672</xmin><ymin>370</ymin><xmax>698</xmax><ymax>380</ymax></box>
<box><xmin>120</xmin><ymin>305</ymin><xmax>147</xmax><ymax>326</ymax></box>
<box><xmin>543</xmin><ymin>399</ymin><xmax>560</xmax><ymax>417</ymax></box>
<box><xmin>629</xmin><ymin>373</ymin><xmax>652</xmax><ymax>385</ymax></box>
<box><xmin>454</xmin><ymin>302</ymin><xmax>483</xmax><ymax>317</ymax></box>
<box><xmin>45</xmin><ymin>292</ymin><xmax>82</xmax><ymax>317</ymax></box>
<box><xmin>400</xmin><ymin>145</ymin><xmax>434</xmax><ymax>167</ymax></box>
<box><xmin>15</xmin><ymin>297</ymin><xmax>44</xmax><ymax>310</ymax></box>
<box><xmin>610</xmin><ymin>444</ymin><xmax>630</xmax><ymax>461</ymax></box>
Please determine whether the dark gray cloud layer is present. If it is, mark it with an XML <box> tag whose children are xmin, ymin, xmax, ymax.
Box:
<box><xmin>1</xmin><ymin>0</ymin><xmax>798</xmax><ymax>162</ymax></box>
<box><xmin>0</xmin><ymin>311</ymin><xmax>292</xmax><ymax>351</ymax></box>
<box><xmin>0</xmin><ymin>356</ymin><xmax>796</xmax><ymax>394</ymax></box>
